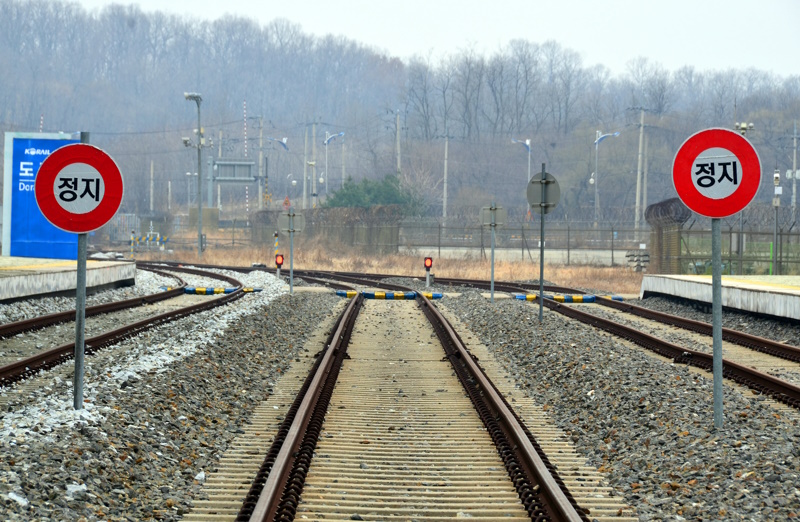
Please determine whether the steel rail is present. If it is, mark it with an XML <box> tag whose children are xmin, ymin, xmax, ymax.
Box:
<box><xmin>0</xmin><ymin>268</ymin><xmax>245</xmax><ymax>387</ymax></box>
<box><xmin>418</xmin><ymin>293</ymin><xmax>587</xmax><ymax>522</ymax></box>
<box><xmin>522</xmin><ymin>294</ymin><xmax>800</xmax><ymax>410</ymax></box>
<box><xmin>235</xmin><ymin>296</ymin><xmax>357</xmax><ymax>520</ymax></box>
<box><xmin>594</xmin><ymin>296</ymin><xmax>800</xmax><ymax>363</ymax></box>
<box><xmin>247</xmin><ymin>293</ymin><xmax>363</xmax><ymax>521</ymax></box>
<box><xmin>0</xmin><ymin>267</ymin><xmax>186</xmax><ymax>339</ymax></box>
<box><xmin>245</xmin><ymin>271</ymin><xmax>587</xmax><ymax>521</ymax></box>
<box><xmin>136</xmin><ymin>263</ymin><xmax>243</xmax><ymax>288</ymax></box>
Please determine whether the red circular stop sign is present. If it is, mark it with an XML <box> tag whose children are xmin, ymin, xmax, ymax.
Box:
<box><xmin>672</xmin><ymin>128</ymin><xmax>761</xmax><ymax>218</ymax></box>
<box><xmin>34</xmin><ymin>144</ymin><xmax>124</xmax><ymax>233</ymax></box>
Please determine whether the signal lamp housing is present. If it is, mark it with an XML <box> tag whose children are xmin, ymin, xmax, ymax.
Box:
<box><xmin>424</xmin><ymin>257</ymin><xmax>433</xmax><ymax>270</ymax></box>
<box><xmin>275</xmin><ymin>254</ymin><xmax>284</xmax><ymax>268</ymax></box>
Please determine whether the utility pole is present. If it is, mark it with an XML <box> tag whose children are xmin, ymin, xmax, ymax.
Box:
<box><xmin>312</xmin><ymin>122</ymin><xmax>317</xmax><ymax>207</ymax></box>
<box><xmin>792</xmin><ymin>121</ymin><xmax>798</xmax><ymax>223</ymax></box>
<box><xmin>149</xmin><ymin>160</ymin><xmax>154</xmax><ymax>213</ymax></box>
<box><xmin>643</xmin><ymin>133</ymin><xmax>649</xmax><ymax>221</ymax></box>
<box><xmin>443</xmin><ymin>134</ymin><xmax>449</xmax><ymax>224</ymax></box>
<box><xmin>325</xmin><ymin>131</ymin><xmax>329</xmax><ymax>195</ymax></box>
<box><xmin>634</xmin><ymin>108</ymin><xmax>645</xmax><ymax>237</ymax></box>
<box><xmin>302</xmin><ymin>126</ymin><xmax>308</xmax><ymax>210</ymax></box>
<box><xmin>258</xmin><ymin>117</ymin><xmax>264</xmax><ymax>210</ymax></box>
<box><xmin>396</xmin><ymin>110</ymin><xmax>401</xmax><ymax>175</ymax></box>
<box><xmin>341</xmin><ymin>137</ymin><xmax>346</xmax><ymax>188</ymax></box>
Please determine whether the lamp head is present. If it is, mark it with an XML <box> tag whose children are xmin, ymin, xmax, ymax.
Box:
<box><xmin>184</xmin><ymin>92</ymin><xmax>202</xmax><ymax>103</ymax></box>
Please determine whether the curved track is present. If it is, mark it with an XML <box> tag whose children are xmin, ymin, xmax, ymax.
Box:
<box><xmin>0</xmin><ymin>265</ymin><xmax>245</xmax><ymax>387</ymax></box>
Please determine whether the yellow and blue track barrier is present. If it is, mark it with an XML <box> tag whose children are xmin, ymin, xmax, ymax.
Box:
<box><xmin>514</xmin><ymin>294</ymin><xmax>623</xmax><ymax>303</ymax></box>
<box><xmin>161</xmin><ymin>286</ymin><xmax>262</xmax><ymax>294</ymax></box>
<box><xmin>361</xmin><ymin>291</ymin><xmax>418</xmax><ymax>300</ymax></box>
<box><xmin>335</xmin><ymin>290</ymin><xmax>443</xmax><ymax>300</ymax></box>
<box><xmin>185</xmin><ymin>287</ymin><xmax>237</xmax><ymax>294</ymax></box>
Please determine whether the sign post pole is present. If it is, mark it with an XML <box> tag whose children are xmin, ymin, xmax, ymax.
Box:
<box><xmin>711</xmin><ymin>218</ymin><xmax>723</xmax><ymax>427</ymax></box>
<box><xmin>538</xmin><ymin>164</ymin><xmax>546</xmax><ymax>323</ymax></box>
<box><xmin>72</xmin><ymin>131</ymin><xmax>91</xmax><ymax>409</ymax></box>
<box><xmin>490</xmin><ymin>202</ymin><xmax>496</xmax><ymax>303</ymax></box>
<box><xmin>74</xmin><ymin>232</ymin><xmax>87</xmax><ymax>409</ymax></box>
<box><xmin>526</xmin><ymin>163</ymin><xmax>560</xmax><ymax>323</ymax></box>
<box><xmin>278</xmin><ymin>207</ymin><xmax>304</xmax><ymax>295</ymax></box>
<box><xmin>289</xmin><ymin>207</ymin><xmax>295</xmax><ymax>295</ymax></box>
<box><xmin>481</xmin><ymin>204</ymin><xmax>506</xmax><ymax>303</ymax></box>
<box><xmin>672</xmin><ymin>127</ymin><xmax>761</xmax><ymax>429</ymax></box>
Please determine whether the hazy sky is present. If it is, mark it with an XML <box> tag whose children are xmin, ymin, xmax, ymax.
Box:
<box><xmin>74</xmin><ymin>0</ymin><xmax>799</xmax><ymax>78</ymax></box>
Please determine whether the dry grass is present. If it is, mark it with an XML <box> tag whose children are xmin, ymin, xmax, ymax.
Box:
<box><xmin>139</xmin><ymin>239</ymin><xmax>643</xmax><ymax>295</ymax></box>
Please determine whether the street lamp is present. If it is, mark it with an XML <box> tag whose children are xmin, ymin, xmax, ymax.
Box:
<box><xmin>265</xmin><ymin>136</ymin><xmax>289</xmax><ymax>151</ymax></box>
<box><xmin>184</xmin><ymin>92</ymin><xmax>203</xmax><ymax>257</ymax></box>
<box><xmin>591</xmin><ymin>130</ymin><xmax>620</xmax><ymax>227</ymax></box>
<box><xmin>324</xmin><ymin>131</ymin><xmax>345</xmax><ymax>193</ymax></box>
<box><xmin>511</xmin><ymin>138</ymin><xmax>531</xmax><ymax>183</ymax></box>
<box><xmin>735</xmin><ymin>122</ymin><xmax>754</xmax><ymax>135</ymax></box>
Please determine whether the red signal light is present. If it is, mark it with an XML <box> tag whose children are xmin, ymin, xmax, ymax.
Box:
<box><xmin>424</xmin><ymin>257</ymin><xmax>433</xmax><ymax>270</ymax></box>
<box><xmin>275</xmin><ymin>254</ymin><xmax>284</xmax><ymax>268</ymax></box>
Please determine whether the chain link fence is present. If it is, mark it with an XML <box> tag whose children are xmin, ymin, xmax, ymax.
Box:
<box><xmin>106</xmin><ymin>203</ymin><xmax>800</xmax><ymax>275</ymax></box>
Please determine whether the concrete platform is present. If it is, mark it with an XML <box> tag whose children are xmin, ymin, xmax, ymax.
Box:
<box><xmin>641</xmin><ymin>274</ymin><xmax>800</xmax><ymax>321</ymax></box>
<box><xmin>0</xmin><ymin>256</ymin><xmax>135</xmax><ymax>302</ymax></box>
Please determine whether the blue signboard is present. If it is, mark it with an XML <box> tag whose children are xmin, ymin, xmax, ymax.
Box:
<box><xmin>3</xmin><ymin>133</ymin><xmax>80</xmax><ymax>259</ymax></box>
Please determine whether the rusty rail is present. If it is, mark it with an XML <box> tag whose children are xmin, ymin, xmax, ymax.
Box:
<box><xmin>594</xmin><ymin>296</ymin><xmax>800</xmax><ymax>363</ymax></box>
<box><xmin>0</xmin><ymin>267</ymin><xmax>185</xmax><ymax>339</ymax></box>
<box><xmin>0</xmin><ymin>266</ymin><xmax>244</xmax><ymax>387</ymax></box>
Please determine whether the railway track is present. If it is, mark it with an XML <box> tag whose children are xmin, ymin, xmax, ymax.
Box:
<box><xmin>0</xmin><ymin>265</ymin><xmax>245</xmax><ymax>387</ymax></box>
<box><xmin>184</xmin><ymin>287</ymin><xmax>636</xmax><ymax>522</ymax></box>
<box><xmin>522</xmin><ymin>299</ymin><xmax>800</xmax><ymax>409</ymax></box>
<box><xmin>0</xmin><ymin>266</ymin><xmax>186</xmax><ymax>340</ymax></box>
<box><xmin>139</xmin><ymin>262</ymin><xmax>800</xmax><ymax>411</ymax></box>
<box><xmin>5</xmin><ymin>262</ymin><xmax>800</xmax><ymax>520</ymax></box>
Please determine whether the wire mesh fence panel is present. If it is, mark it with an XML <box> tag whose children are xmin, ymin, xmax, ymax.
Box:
<box><xmin>106</xmin><ymin>210</ymin><xmax>800</xmax><ymax>275</ymax></box>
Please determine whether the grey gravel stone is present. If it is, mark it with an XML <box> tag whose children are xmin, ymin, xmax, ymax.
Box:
<box><xmin>0</xmin><ymin>270</ymin><xmax>340</xmax><ymax>521</ymax></box>
<box><xmin>436</xmin><ymin>286</ymin><xmax>800</xmax><ymax>522</ymax></box>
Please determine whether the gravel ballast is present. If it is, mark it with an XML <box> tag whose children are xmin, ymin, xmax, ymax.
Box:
<box><xmin>0</xmin><ymin>271</ymin><xmax>340</xmax><ymax>521</ymax></box>
<box><xmin>439</xmin><ymin>289</ymin><xmax>800</xmax><ymax>521</ymax></box>
<box><xmin>4</xmin><ymin>271</ymin><xmax>800</xmax><ymax>521</ymax></box>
